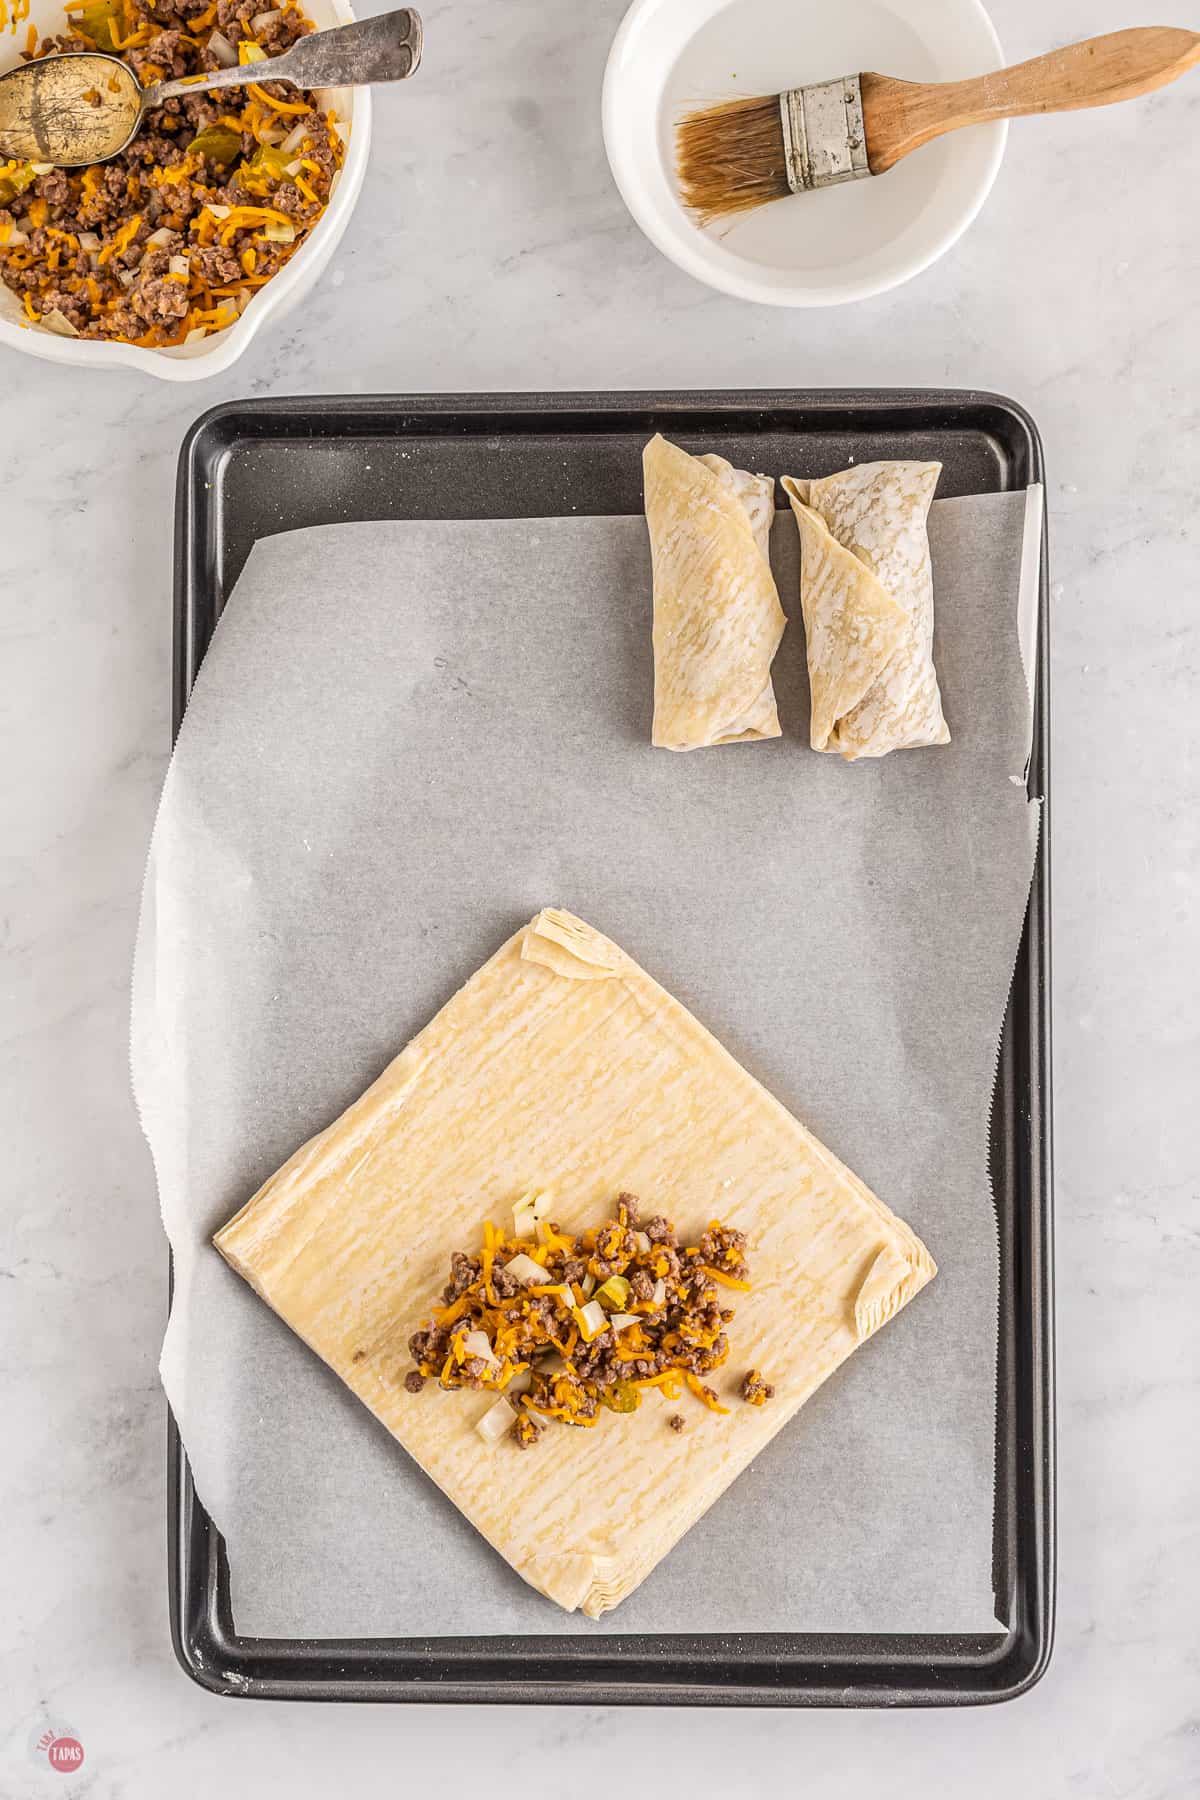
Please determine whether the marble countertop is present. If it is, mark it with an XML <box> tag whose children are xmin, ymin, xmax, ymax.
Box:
<box><xmin>3</xmin><ymin>0</ymin><xmax>1197</xmax><ymax>1792</ymax></box>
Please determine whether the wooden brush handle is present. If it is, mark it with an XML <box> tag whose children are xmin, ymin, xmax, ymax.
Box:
<box><xmin>861</xmin><ymin>27</ymin><xmax>1200</xmax><ymax>174</ymax></box>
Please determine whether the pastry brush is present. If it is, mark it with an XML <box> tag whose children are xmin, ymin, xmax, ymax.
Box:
<box><xmin>676</xmin><ymin>26</ymin><xmax>1200</xmax><ymax>223</ymax></box>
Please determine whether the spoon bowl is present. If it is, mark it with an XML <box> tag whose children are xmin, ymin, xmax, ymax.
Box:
<box><xmin>0</xmin><ymin>51</ymin><xmax>143</xmax><ymax>165</ymax></box>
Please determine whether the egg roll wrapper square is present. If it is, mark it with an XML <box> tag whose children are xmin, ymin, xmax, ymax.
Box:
<box><xmin>214</xmin><ymin>909</ymin><xmax>935</xmax><ymax>1619</ymax></box>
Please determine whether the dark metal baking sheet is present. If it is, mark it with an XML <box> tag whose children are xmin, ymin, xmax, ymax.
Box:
<box><xmin>168</xmin><ymin>390</ymin><xmax>1054</xmax><ymax>1706</ymax></box>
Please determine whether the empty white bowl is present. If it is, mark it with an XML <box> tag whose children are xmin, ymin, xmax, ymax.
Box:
<box><xmin>0</xmin><ymin>0</ymin><xmax>369</xmax><ymax>378</ymax></box>
<box><xmin>602</xmin><ymin>0</ymin><xmax>1007</xmax><ymax>307</ymax></box>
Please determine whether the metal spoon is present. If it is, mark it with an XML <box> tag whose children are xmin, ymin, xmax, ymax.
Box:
<box><xmin>0</xmin><ymin>6</ymin><xmax>422</xmax><ymax>166</ymax></box>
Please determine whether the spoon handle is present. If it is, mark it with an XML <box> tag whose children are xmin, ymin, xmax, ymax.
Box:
<box><xmin>146</xmin><ymin>6</ymin><xmax>422</xmax><ymax>105</ymax></box>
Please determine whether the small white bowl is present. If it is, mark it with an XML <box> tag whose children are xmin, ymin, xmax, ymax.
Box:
<box><xmin>603</xmin><ymin>0</ymin><xmax>1007</xmax><ymax>307</ymax></box>
<box><xmin>0</xmin><ymin>0</ymin><xmax>369</xmax><ymax>379</ymax></box>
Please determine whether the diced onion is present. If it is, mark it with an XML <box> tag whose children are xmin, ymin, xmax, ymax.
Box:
<box><xmin>4</xmin><ymin>228</ymin><xmax>29</xmax><ymax>248</ymax></box>
<box><xmin>460</xmin><ymin>1329</ymin><xmax>498</xmax><ymax>1368</ymax></box>
<box><xmin>77</xmin><ymin>230</ymin><xmax>100</xmax><ymax>252</ymax></box>
<box><xmin>502</xmin><ymin>1253</ymin><xmax>548</xmax><ymax>1288</ymax></box>
<box><xmin>184</xmin><ymin>326</ymin><xmax>209</xmax><ymax>344</ymax></box>
<box><xmin>168</xmin><ymin>254</ymin><xmax>190</xmax><ymax>277</ymax></box>
<box><xmin>207</xmin><ymin>27</ymin><xmax>238</xmax><ymax>66</ymax></box>
<box><xmin>258</xmin><ymin>218</ymin><xmax>295</xmax><ymax>244</ymax></box>
<box><xmin>512</xmin><ymin>1190</ymin><xmax>550</xmax><ymax>1237</ymax></box>
<box><xmin>580</xmin><ymin>1273</ymin><xmax>596</xmax><ymax>1299</ymax></box>
<box><xmin>651</xmin><ymin>1279</ymin><xmax>667</xmax><ymax>1308</ymax></box>
<box><xmin>145</xmin><ymin>226</ymin><xmax>176</xmax><ymax>246</ymax></box>
<box><xmin>116</xmin><ymin>269</ymin><xmax>135</xmax><ymax>288</ymax></box>
<box><xmin>573</xmin><ymin>1300</ymin><xmax>608</xmax><ymax>1343</ymax></box>
<box><xmin>475</xmin><ymin>1398</ymin><xmax>512</xmax><ymax>1445</ymax></box>
<box><xmin>251</xmin><ymin>8</ymin><xmax>282</xmax><ymax>29</ymax></box>
<box><xmin>632</xmin><ymin>1231</ymin><xmax>651</xmax><ymax>1254</ymax></box>
<box><xmin>608</xmin><ymin>1314</ymin><xmax>640</xmax><ymax>1332</ymax></box>
<box><xmin>30</xmin><ymin>161</ymin><xmax>54</xmax><ymax>175</ymax></box>
<box><xmin>205</xmin><ymin>203</ymin><xmax>232</xmax><ymax>219</ymax></box>
<box><xmin>506</xmin><ymin>1368</ymin><xmax>532</xmax><ymax>1397</ymax></box>
<box><xmin>238</xmin><ymin>39</ymin><xmax>267</xmax><ymax>64</ymax></box>
<box><xmin>280</xmin><ymin>121</ymin><xmax>310</xmax><ymax>153</ymax></box>
<box><xmin>41</xmin><ymin>307</ymin><xmax>80</xmax><ymax>337</ymax></box>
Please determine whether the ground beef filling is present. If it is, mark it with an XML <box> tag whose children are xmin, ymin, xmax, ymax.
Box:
<box><xmin>740</xmin><ymin>1368</ymin><xmax>775</xmax><ymax>1407</ymax></box>
<box><xmin>0</xmin><ymin>0</ymin><xmax>344</xmax><ymax>344</ymax></box>
<box><xmin>406</xmin><ymin>1195</ymin><xmax>768</xmax><ymax>1447</ymax></box>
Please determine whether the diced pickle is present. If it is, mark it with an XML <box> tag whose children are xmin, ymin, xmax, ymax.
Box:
<box><xmin>0</xmin><ymin>162</ymin><xmax>39</xmax><ymax>206</ymax></box>
<box><xmin>594</xmin><ymin>1274</ymin><xmax>631</xmax><ymax>1311</ymax></box>
<box><xmin>603</xmin><ymin>1379</ymin><xmax>641</xmax><ymax>1414</ymax></box>
<box><xmin>187</xmin><ymin>125</ymin><xmax>242</xmax><ymax>167</ymax></box>
<box><xmin>240</xmin><ymin>143</ymin><xmax>292</xmax><ymax>185</ymax></box>
<box><xmin>76</xmin><ymin>0</ymin><xmax>121</xmax><ymax>53</ymax></box>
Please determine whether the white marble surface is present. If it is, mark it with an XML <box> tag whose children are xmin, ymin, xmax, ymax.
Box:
<box><xmin>2</xmin><ymin>0</ymin><xmax>1198</xmax><ymax>1792</ymax></box>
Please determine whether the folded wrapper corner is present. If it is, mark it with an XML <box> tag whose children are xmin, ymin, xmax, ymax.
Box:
<box><xmin>783</xmin><ymin>462</ymin><xmax>950</xmax><ymax>760</ymax></box>
<box><xmin>644</xmin><ymin>434</ymin><xmax>786</xmax><ymax>750</ymax></box>
<box><xmin>214</xmin><ymin>909</ymin><xmax>936</xmax><ymax>1619</ymax></box>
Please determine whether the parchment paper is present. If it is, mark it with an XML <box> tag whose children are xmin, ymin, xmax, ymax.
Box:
<box><xmin>134</xmin><ymin>490</ymin><xmax>1040</xmax><ymax>1637</ymax></box>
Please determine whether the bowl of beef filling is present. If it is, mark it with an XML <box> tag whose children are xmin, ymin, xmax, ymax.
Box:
<box><xmin>0</xmin><ymin>0</ymin><xmax>369</xmax><ymax>377</ymax></box>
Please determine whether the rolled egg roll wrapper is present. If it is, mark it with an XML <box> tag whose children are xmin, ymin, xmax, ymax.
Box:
<box><xmin>783</xmin><ymin>485</ymin><xmax>908</xmax><ymax>755</ymax></box>
<box><xmin>645</xmin><ymin>434</ymin><xmax>786</xmax><ymax>750</ymax></box>
<box><xmin>783</xmin><ymin>462</ymin><xmax>950</xmax><ymax>759</ymax></box>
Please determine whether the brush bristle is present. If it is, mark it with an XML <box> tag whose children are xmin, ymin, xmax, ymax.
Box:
<box><xmin>674</xmin><ymin>94</ymin><xmax>790</xmax><ymax>226</ymax></box>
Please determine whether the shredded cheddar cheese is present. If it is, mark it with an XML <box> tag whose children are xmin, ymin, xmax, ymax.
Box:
<box><xmin>701</xmin><ymin>1265</ymin><xmax>752</xmax><ymax>1291</ymax></box>
<box><xmin>247</xmin><ymin>81</ymin><xmax>310</xmax><ymax>115</ymax></box>
<box><xmin>685</xmin><ymin>1374</ymin><xmax>731</xmax><ymax>1414</ymax></box>
<box><xmin>95</xmin><ymin>212</ymin><xmax>142</xmax><ymax>264</ymax></box>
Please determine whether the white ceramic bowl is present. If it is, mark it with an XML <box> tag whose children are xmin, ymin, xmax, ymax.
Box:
<box><xmin>0</xmin><ymin>0</ymin><xmax>369</xmax><ymax>378</ymax></box>
<box><xmin>602</xmin><ymin>0</ymin><xmax>1007</xmax><ymax>307</ymax></box>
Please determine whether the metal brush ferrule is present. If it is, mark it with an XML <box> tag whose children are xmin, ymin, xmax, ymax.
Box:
<box><xmin>779</xmin><ymin>75</ymin><xmax>869</xmax><ymax>193</ymax></box>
